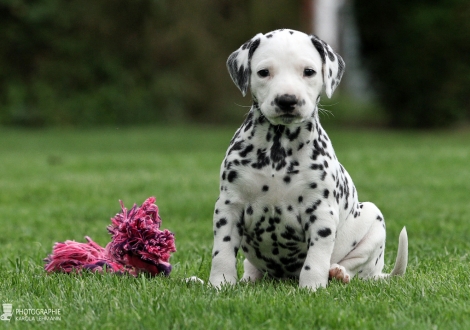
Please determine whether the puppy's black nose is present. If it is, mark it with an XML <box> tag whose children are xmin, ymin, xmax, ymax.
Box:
<box><xmin>275</xmin><ymin>94</ymin><xmax>298</xmax><ymax>112</ymax></box>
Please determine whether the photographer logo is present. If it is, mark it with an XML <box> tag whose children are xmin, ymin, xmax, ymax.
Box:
<box><xmin>1</xmin><ymin>304</ymin><xmax>13</xmax><ymax>321</ymax></box>
<box><xmin>1</xmin><ymin>303</ymin><xmax>61</xmax><ymax>322</ymax></box>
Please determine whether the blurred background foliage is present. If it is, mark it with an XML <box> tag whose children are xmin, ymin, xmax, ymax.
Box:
<box><xmin>354</xmin><ymin>0</ymin><xmax>470</xmax><ymax>128</ymax></box>
<box><xmin>0</xmin><ymin>0</ymin><xmax>304</xmax><ymax>127</ymax></box>
<box><xmin>0</xmin><ymin>0</ymin><xmax>469</xmax><ymax>128</ymax></box>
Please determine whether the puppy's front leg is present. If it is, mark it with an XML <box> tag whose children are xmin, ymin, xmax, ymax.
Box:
<box><xmin>299</xmin><ymin>218</ymin><xmax>337</xmax><ymax>290</ymax></box>
<box><xmin>209</xmin><ymin>200</ymin><xmax>243</xmax><ymax>288</ymax></box>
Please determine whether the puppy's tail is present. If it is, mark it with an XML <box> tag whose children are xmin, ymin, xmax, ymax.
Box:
<box><xmin>389</xmin><ymin>227</ymin><xmax>408</xmax><ymax>276</ymax></box>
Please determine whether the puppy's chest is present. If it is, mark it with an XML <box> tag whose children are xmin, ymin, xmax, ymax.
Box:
<box><xmin>241</xmin><ymin>202</ymin><xmax>308</xmax><ymax>277</ymax></box>
<box><xmin>225</xmin><ymin>131</ymin><xmax>336</xmax><ymax>202</ymax></box>
<box><xmin>226</xmin><ymin>132</ymin><xmax>336</xmax><ymax>277</ymax></box>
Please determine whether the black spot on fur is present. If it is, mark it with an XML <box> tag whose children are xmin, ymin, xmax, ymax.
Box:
<box><xmin>287</xmin><ymin>127</ymin><xmax>301</xmax><ymax>141</ymax></box>
<box><xmin>318</xmin><ymin>228</ymin><xmax>332</xmax><ymax>237</ymax></box>
<box><xmin>285</xmin><ymin>262</ymin><xmax>303</xmax><ymax>273</ymax></box>
<box><xmin>252</xmin><ymin>148</ymin><xmax>270</xmax><ymax>169</ymax></box>
<box><xmin>223</xmin><ymin>236</ymin><xmax>231</xmax><ymax>242</ymax></box>
<box><xmin>227</xmin><ymin>171</ymin><xmax>238</xmax><ymax>183</ymax></box>
<box><xmin>311</xmin><ymin>36</ymin><xmax>326</xmax><ymax>63</ymax></box>
<box><xmin>306</xmin><ymin>121</ymin><xmax>314</xmax><ymax>132</ymax></box>
<box><xmin>327</xmin><ymin>49</ymin><xmax>335</xmax><ymax>62</ymax></box>
<box><xmin>280</xmin><ymin>257</ymin><xmax>297</xmax><ymax>265</ymax></box>
<box><xmin>310</xmin><ymin>164</ymin><xmax>323</xmax><ymax>170</ymax></box>
<box><xmin>243</xmin><ymin>118</ymin><xmax>253</xmax><ymax>133</ymax></box>
<box><xmin>228</xmin><ymin>141</ymin><xmax>243</xmax><ymax>155</ymax></box>
<box><xmin>239</xmin><ymin>144</ymin><xmax>254</xmax><ymax>157</ymax></box>
<box><xmin>216</xmin><ymin>218</ymin><xmax>228</xmax><ymax>228</ymax></box>
<box><xmin>287</xmin><ymin>161</ymin><xmax>299</xmax><ymax>174</ymax></box>
<box><xmin>248</xmin><ymin>38</ymin><xmax>261</xmax><ymax>57</ymax></box>
<box><xmin>323</xmin><ymin>189</ymin><xmax>330</xmax><ymax>198</ymax></box>
<box><xmin>266</xmin><ymin>131</ymin><xmax>272</xmax><ymax>142</ymax></box>
<box><xmin>270</xmin><ymin>145</ymin><xmax>286</xmax><ymax>168</ymax></box>
<box><xmin>304</xmin><ymin>265</ymin><xmax>311</xmax><ymax>271</ymax></box>
<box><xmin>270</xmin><ymin>126</ymin><xmax>287</xmax><ymax>170</ymax></box>
<box><xmin>313</xmin><ymin>140</ymin><xmax>325</xmax><ymax>156</ymax></box>
<box><xmin>262</xmin><ymin>185</ymin><xmax>269</xmax><ymax>192</ymax></box>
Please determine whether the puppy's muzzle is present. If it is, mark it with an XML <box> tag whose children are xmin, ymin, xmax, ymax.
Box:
<box><xmin>275</xmin><ymin>94</ymin><xmax>298</xmax><ymax>113</ymax></box>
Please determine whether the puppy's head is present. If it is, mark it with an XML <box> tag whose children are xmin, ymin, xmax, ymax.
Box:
<box><xmin>227</xmin><ymin>29</ymin><xmax>345</xmax><ymax>125</ymax></box>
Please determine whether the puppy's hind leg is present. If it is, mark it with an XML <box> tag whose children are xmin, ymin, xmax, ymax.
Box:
<box><xmin>335</xmin><ymin>207</ymin><xmax>408</xmax><ymax>281</ymax></box>
<box><xmin>332</xmin><ymin>202</ymin><xmax>387</xmax><ymax>281</ymax></box>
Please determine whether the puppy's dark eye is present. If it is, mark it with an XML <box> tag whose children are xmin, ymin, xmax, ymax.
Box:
<box><xmin>257</xmin><ymin>69</ymin><xmax>270</xmax><ymax>78</ymax></box>
<box><xmin>303</xmin><ymin>68</ymin><xmax>316</xmax><ymax>77</ymax></box>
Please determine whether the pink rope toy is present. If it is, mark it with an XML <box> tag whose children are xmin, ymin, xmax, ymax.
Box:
<box><xmin>44</xmin><ymin>197</ymin><xmax>176</xmax><ymax>276</ymax></box>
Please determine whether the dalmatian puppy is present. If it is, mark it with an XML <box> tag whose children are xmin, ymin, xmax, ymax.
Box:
<box><xmin>209</xmin><ymin>29</ymin><xmax>408</xmax><ymax>291</ymax></box>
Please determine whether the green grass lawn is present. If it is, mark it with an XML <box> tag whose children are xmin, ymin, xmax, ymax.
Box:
<box><xmin>1</xmin><ymin>125</ymin><xmax>469</xmax><ymax>329</ymax></box>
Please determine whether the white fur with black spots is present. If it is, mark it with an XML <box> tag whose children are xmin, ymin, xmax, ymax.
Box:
<box><xmin>209</xmin><ymin>29</ymin><xmax>408</xmax><ymax>291</ymax></box>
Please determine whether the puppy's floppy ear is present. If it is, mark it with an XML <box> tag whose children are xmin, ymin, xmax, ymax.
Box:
<box><xmin>226</xmin><ymin>33</ymin><xmax>263</xmax><ymax>96</ymax></box>
<box><xmin>310</xmin><ymin>35</ymin><xmax>345</xmax><ymax>98</ymax></box>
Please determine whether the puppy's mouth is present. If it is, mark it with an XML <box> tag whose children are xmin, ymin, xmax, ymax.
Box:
<box><xmin>278</xmin><ymin>114</ymin><xmax>299</xmax><ymax>124</ymax></box>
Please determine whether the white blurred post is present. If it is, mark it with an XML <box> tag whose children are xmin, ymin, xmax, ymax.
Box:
<box><xmin>313</xmin><ymin>0</ymin><xmax>346</xmax><ymax>51</ymax></box>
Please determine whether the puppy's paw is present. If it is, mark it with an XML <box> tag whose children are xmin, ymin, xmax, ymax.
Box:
<box><xmin>329</xmin><ymin>264</ymin><xmax>350</xmax><ymax>284</ymax></box>
<box><xmin>240</xmin><ymin>274</ymin><xmax>261</xmax><ymax>283</ymax></box>
<box><xmin>209</xmin><ymin>274</ymin><xmax>237</xmax><ymax>290</ymax></box>
<box><xmin>185</xmin><ymin>276</ymin><xmax>204</xmax><ymax>284</ymax></box>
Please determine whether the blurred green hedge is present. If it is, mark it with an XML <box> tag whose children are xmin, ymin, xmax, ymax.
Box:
<box><xmin>0</xmin><ymin>0</ymin><xmax>304</xmax><ymax>127</ymax></box>
<box><xmin>4</xmin><ymin>1</ymin><xmax>466</xmax><ymax>128</ymax></box>
<box><xmin>354</xmin><ymin>0</ymin><xmax>470</xmax><ymax>128</ymax></box>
